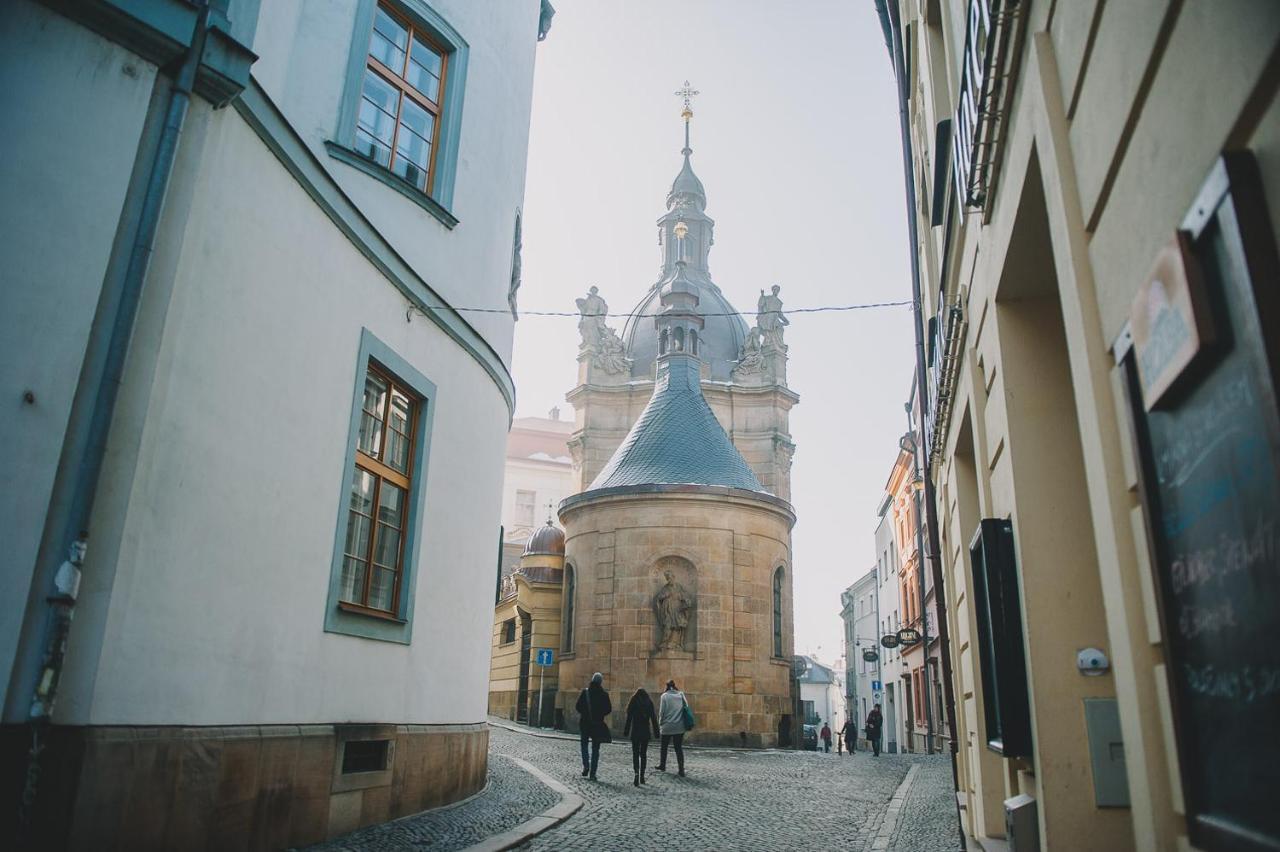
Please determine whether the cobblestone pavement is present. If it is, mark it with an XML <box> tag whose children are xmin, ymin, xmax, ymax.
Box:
<box><xmin>303</xmin><ymin>753</ymin><xmax>558</xmax><ymax>851</ymax></box>
<box><xmin>490</xmin><ymin>726</ymin><xmax>961</xmax><ymax>851</ymax></box>
<box><xmin>889</xmin><ymin>755</ymin><xmax>964</xmax><ymax>851</ymax></box>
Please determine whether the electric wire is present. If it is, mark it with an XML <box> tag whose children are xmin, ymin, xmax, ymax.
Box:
<box><xmin>407</xmin><ymin>299</ymin><xmax>916</xmax><ymax>319</ymax></box>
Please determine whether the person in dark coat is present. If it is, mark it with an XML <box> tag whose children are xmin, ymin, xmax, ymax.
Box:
<box><xmin>866</xmin><ymin>704</ymin><xmax>884</xmax><ymax>757</ymax></box>
<box><xmin>575</xmin><ymin>672</ymin><xmax>613</xmax><ymax>780</ymax></box>
<box><xmin>623</xmin><ymin>687</ymin><xmax>660</xmax><ymax>786</ymax></box>
<box><xmin>841</xmin><ymin>718</ymin><xmax>859</xmax><ymax>755</ymax></box>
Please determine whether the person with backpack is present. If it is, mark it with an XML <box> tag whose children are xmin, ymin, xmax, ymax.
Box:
<box><xmin>575</xmin><ymin>672</ymin><xmax>613</xmax><ymax>780</ymax></box>
<box><xmin>657</xmin><ymin>679</ymin><xmax>692</xmax><ymax>776</ymax></box>
<box><xmin>623</xmin><ymin>687</ymin><xmax>660</xmax><ymax>786</ymax></box>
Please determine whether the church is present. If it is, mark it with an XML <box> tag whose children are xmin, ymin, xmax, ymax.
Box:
<box><xmin>552</xmin><ymin>89</ymin><xmax>801</xmax><ymax>747</ymax></box>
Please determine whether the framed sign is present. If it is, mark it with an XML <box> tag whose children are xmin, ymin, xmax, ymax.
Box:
<box><xmin>880</xmin><ymin>634</ymin><xmax>901</xmax><ymax>649</ymax></box>
<box><xmin>897</xmin><ymin>628</ymin><xmax>923</xmax><ymax>646</ymax></box>
<box><xmin>862</xmin><ymin>648</ymin><xmax>879</xmax><ymax>663</ymax></box>
<box><xmin>1119</xmin><ymin>153</ymin><xmax>1280</xmax><ymax>852</ymax></box>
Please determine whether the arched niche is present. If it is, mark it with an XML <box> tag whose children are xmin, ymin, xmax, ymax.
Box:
<box><xmin>651</xmin><ymin>554</ymin><xmax>697</xmax><ymax>655</ymax></box>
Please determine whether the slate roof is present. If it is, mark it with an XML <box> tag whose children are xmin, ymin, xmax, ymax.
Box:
<box><xmin>587</xmin><ymin>354</ymin><xmax>767</xmax><ymax>493</ymax></box>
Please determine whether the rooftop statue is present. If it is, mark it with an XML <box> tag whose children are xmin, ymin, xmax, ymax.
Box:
<box><xmin>756</xmin><ymin>284</ymin><xmax>789</xmax><ymax>351</ymax></box>
<box><xmin>577</xmin><ymin>286</ymin><xmax>628</xmax><ymax>375</ymax></box>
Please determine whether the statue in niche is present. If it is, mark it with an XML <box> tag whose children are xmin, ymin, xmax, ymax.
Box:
<box><xmin>756</xmin><ymin>284</ymin><xmax>789</xmax><ymax>351</ymax></box>
<box><xmin>653</xmin><ymin>569</ymin><xmax>693</xmax><ymax>651</ymax></box>
<box><xmin>576</xmin><ymin>286</ymin><xmax>629</xmax><ymax>375</ymax></box>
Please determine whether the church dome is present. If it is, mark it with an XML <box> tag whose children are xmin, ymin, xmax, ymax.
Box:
<box><xmin>622</xmin><ymin>280</ymin><xmax>747</xmax><ymax>382</ymax></box>
<box><xmin>523</xmin><ymin>520</ymin><xmax>565</xmax><ymax>556</ymax></box>
<box><xmin>586</xmin><ymin>355</ymin><xmax>766</xmax><ymax>493</ymax></box>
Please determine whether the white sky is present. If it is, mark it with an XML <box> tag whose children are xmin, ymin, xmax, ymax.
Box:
<box><xmin>515</xmin><ymin>0</ymin><xmax>914</xmax><ymax>667</ymax></box>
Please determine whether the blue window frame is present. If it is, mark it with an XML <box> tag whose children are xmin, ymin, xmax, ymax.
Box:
<box><xmin>325</xmin><ymin>329</ymin><xmax>436</xmax><ymax>643</ymax></box>
<box><xmin>330</xmin><ymin>0</ymin><xmax>469</xmax><ymax>227</ymax></box>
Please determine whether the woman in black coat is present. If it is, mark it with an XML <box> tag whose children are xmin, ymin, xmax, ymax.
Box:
<box><xmin>622</xmin><ymin>687</ymin><xmax>660</xmax><ymax>786</ymax></box>
<box><xmin>575</xmin><ymin>672</ymin><xmax>613</xmax><ymax>780</ymax></box>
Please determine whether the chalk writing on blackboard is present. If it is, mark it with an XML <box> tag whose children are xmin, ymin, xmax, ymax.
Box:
<box><xmin>1183</xmin><ymin>663</ymin><xmax>1280</xmax><ymax>703</ymax></box>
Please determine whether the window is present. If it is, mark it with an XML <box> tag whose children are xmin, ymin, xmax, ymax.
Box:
<box><xmin>332</xmin><ymin>0</ymin><xmax>470</xmax><ymax>223</ymax></box>
<box><xmin>515</xmin><ymin>489</ymin><xmax>536</xmax><ymax>528</ymax></box>
<box><xmin>342</xmin><ymin>739</ymin><xmax>390</xmax><ymax>774</ymax></box>
<box><xmin>562</xmin><ymin>564</ymin><xmax>576</xmax><ymax>652</ymax></box>
<box><xmin>339</xmin><ymin>364</ymin><xmax>418</xmax><ymax>612</ymax></box>
<box><xmin>501</xmin><ymin>617</ymin><xmax>516</xmax><ymax>645</ymax></box>
<box><xmin>970</xmin><ymin>518</ymin><xmax>1032</xmax><ymax>757</ymax></box>
<box><xmin>326</xmin><ymin>330</ymin><xmax>436</xmax><ymax>644</ymax></box>
<box><xmin>772</xmin><ymin>567</ymin><xmax>785</xmax><ymax>657</ymax></box>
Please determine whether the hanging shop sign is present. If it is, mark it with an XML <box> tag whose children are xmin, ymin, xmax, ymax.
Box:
<box><xmin>897</xmin><ymin>628</ymin><xmax>923</xmax><ymax>646</ymax></box>
<box><xmin>879</xmin><ymin>634</ymin><xmax>901</xmax><ymax>649</ymax></box>
<box><xmin>862</xmin><ymin>648</ymin><xmax>879</xmax><ymax>663</ymax></box>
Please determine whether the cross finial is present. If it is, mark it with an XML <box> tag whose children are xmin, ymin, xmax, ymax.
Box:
<box><xmin>674</xmin><ymin>80</ymin><xmax>699</xmax><ymax>153</ymax></box>
<box><xmin>545</xmin><ymin>502</ymin><xmax>555</xmax><ymax>525</ymax></box>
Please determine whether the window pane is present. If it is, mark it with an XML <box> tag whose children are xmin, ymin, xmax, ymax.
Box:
<box><xmin>354</xmin><ymin>127</ymin><xmax>392</xmax><ymax>167</ymax></box>
<box><xmin>389</xmin><ymin>389</ymin><xmax>411</xmax><ymax>433</ymax></box>
<box><xmin>359</xmin><ymin>70</ymin><xmax>399</xmax><ymax>133</ymax></box>
<box><xmin>394</xmin><ymin>101</ymin><xmax>434</xmax><ymax>190</ymax></box>
<box><xmin>344</xmin><ymin>511</ymin><xmax>372</xmax><ymax>559</ymax></box>
<box><xmin>407</xmin><ymin>35</ymin><xmax>443</xmax><ymax>101</ymax></box>
<box><xmin>387</xmin><ymin>430</ymin><xmax>409</xmax><ymax>473</ymax></box>
<box><xmin>374</xmin><ymin>524</ymin><xmax>401</xmax><ymax>568</ymax></box>
<box><xmin>359</xmin><ymin>372</ymin><xmax>387</xmax><ymax>456</ymax></box>
<box><xmin>369</xmin><ymin>6</ymin><xmax>408</xmax><ymax>72</ymax></box>
<box><xmin>340</xmin><ymin>556</ymin><xmax>367</xmax><ymax>603</ymax></box>
<box><xmin>349</xmin><ymin>468</ymin><xmax>376</xmax><ymax>516</ymax></box>
<box><xmin>377</xmin><ymin>482</ymin><xmax>405</xmax><ymax>527</ymax></box>
<box><xmin>394</xmin><ymin>155</ymin><xmax>429</xmax><ymax>191</ymax></box>
<box><xmin>368</xmin><ymin>567</ymin><xmax>396</xmax><ymax>611</ymax></box>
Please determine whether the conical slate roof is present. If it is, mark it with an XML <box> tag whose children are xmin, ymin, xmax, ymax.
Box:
<box><xmin>587</xmin><ymin>355</ymin><xmax>766</xmax><ymax>492</ymax></box>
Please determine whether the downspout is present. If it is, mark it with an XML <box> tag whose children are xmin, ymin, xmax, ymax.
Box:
<box><xmin>876</xmin><ymin>0</ymin><xmax>964</xmax><ymax>846</ymax></box>
<box><xmin>13</xmin><ymin>2</ymin><xmax>211</xmax><ymax>839</ymax></box>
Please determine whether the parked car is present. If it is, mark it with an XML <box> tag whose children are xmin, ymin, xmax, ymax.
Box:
<box><xmin>802</xmin><ymin>724</ymin><xmax>818</xmax><ymax>751</ymax></box>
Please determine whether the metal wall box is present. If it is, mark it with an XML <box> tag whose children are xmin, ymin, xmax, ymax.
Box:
<box><xmin>1084</xmin><ymin>697</ymin><xmax>1131</xmax><ymax>807</ymax></box>
<box><xmin>1004</xmin><ymin>793</ymin><xmax>1039</xmax><ymax>852</ymax></box>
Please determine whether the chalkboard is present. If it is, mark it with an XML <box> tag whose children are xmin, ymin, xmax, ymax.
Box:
<box><xmin>1123</xmin><ymin>154</ymin><xmax>1280</xmax><ymax>852</ymax></box>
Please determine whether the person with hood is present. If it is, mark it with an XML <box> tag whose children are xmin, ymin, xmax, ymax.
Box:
<box><xmin>657</xmin><ymin>680</ymin><xmax>690</xmax><ymax>776</ymax></box>
<box><xmin>841</xmin><ymin>717</ymin><xmax>859</xmax><ymax>755</ymax></box>
<box><xmin>623</xmin><ymin>687</ymin><xmax>660</xmax><ymax>786</ymax></box>
<box><xmin>575</xmin><ymin>672</ymin><xmax>613</xmax><ymax>780</ymax></box>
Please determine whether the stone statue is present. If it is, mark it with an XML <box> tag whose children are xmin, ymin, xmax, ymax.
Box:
<box><xmin>576</xmin><ymin>286</ymin><xmax>629</xmax><ymax>375</ymax></box>
<box><xmin>576</xmin><ymin>286</ymin><xmax>609</xmax><ymax>350</ymax></box>
<box><xmin>756</xmin><ymin>284</ymin><xmax>789</xmax><ymax>350</ymax></box>
<box><xmin>653</xmin><ymin>569</ymin><xmax>693</xmax><ymax>651</ymax></box>
<box><xmin>734</xmin><ymin>326</ymin><xmax>765</xmax><ymax>375</ymax></box>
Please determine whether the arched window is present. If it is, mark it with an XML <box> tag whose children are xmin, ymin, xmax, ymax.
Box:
<box><xmin>674</xmin><ymin>326</ymin><xmax>685</xmax><ymax>351</ymax></box>
<box><xmin>659</xmin><ymin>328</ymin><xmax>669</xmax><ymax>355</ymax></box>
<box><xmin>689</xmin><ymin>329</ymin><xmax>698</xmax><ymax>355</ymax></box>
<box><xmin>563</xmin><ymin>564</ymin><xmax>576</xmax><ymax>652</ymax></box>
<box><xmin>772</xmin><ymin>567</ymin><xmax>785</xmax><ymax>657</ymax></box>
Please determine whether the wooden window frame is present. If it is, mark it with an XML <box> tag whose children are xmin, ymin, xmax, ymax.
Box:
<box><xmin>340</xmin><ymin>363</ymin><xmax>419</xmax><ymax>616</ymax></box>
<box><xmin>360</xmin><ymin>1</ymin><xmax>449</xmax><ymax>195</ymax></box>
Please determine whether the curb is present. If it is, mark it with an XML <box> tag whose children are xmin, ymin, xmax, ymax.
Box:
<box><xmin>871</xmin><ymin>763</ymin><xmax>920</xmax><ymax>851</ymax></box>
<box><xmin>459</xmin><ymin>755</ymin><xmax>584</xmax><ymax>852</ymax></box>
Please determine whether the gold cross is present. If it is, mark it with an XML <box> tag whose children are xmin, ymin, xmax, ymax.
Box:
<box><xmin>674</xmin><ymin>80</ymin><xmax>699</xmax><ymax>120</ymax></box>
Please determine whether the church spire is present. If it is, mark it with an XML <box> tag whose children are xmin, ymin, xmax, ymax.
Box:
<box><xmin>662</xmin><ymin>80</ymin><xmax>711</xmax><ymax>274</ymax></box>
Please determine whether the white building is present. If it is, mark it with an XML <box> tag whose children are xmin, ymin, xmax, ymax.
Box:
<box><xmin>0</xmin><ymin>0</ymin><xmax>553</xmax><ymax>846</ymax></box>
<box><xmin>873</xmin><ymin>496</ymin><xmax>908</xmax><ymax>754</ymax></box>
<box><xmin>842</xmin><ymin>569</ymin><xmax>878</xmax><ymax>740</ymax></box>
<box><xmin>502</xmin><ymin>408</ymin><xmax>575</xmax><ymax>544</ymax></box>
<box><xmin>796</xmin><ymin>654</ymin><xmax>842</xmax><ymax>738</ymax></box>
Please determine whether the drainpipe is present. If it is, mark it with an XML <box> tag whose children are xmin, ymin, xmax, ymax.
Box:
<box><xmin>875</xmin><ymin>0</ymin><xmax>964</xmax><ymax>846</ymax></box>
<box><xmin>13</xmin><ymin>3</ymin><xmax>211</xmax><ymax>839</ymax></box>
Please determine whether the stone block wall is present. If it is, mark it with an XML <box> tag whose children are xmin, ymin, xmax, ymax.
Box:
<box><xmin>0</xmin><ymin>721</ymin><xmax>487</xmax><ymax>849</ymax></box>
<box><xmin>556</xmin><ymin>491</ymin><xmax>794</xmax><ymax>747</ymax></box>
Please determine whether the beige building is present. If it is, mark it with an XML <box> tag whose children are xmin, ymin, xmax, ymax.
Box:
<box><xmin>879</xmin><ymin>1</ymin><xmax>1280</xmax><ymax>850</ymax></box>
<box><xmin>555</xmin><ymin>103</ymin><xmax>800</xmax><ymax>747</ymax></box>
<box><xmin>489</xmin><ymin>522</ymin><xmax>566</xmax><ymax>727</ymax></box>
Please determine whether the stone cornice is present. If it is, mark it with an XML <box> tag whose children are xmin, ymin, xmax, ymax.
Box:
<box><xmin>558</xmin><ymin>483</ymin><xmax>795</xmax><ymax>527</ymax></box>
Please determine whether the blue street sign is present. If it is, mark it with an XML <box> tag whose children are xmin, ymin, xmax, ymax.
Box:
<box><xmin>872</xmin><ymin>680</ymin><xmax>882</xmax><ymax>691</ymax></box>
<box><xmin>536</xmin><ymin>648</ymin><xmax>554</xmax><ymax>667</ymax></box>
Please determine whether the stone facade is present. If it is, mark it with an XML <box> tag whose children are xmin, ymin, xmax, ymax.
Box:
<box><xmin>0</xmin><ymin>722</ymin><xmax>487</xmax><ymax>850</ymax></box>
<box><xmin>489</xmin><ymin>550</ymin><xmax>565</xmax><ymax>727</ymax></box>
<box><xmin>556</xmin><ymin>491</ymin><xmax>794</xmax><ymax>747</ymax></box>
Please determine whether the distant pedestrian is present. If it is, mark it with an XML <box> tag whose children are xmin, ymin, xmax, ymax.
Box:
<box><xmin>575</xmin><ymin>672</ymin><xmax>613</xmax><ymax>780</ymax></box>
<box><xmin>623</xmin><ymin>687</ymin><xmax>660</xmax><ymax>786</ymax></box>
<box><xmin>657</xmin><ymin>680</ymin><xmax>691</xmax><ymax>776</ymax></box>
<box><xmin>866</xmin><ymin>704</ymin><xmax>884</xmax><ymax>757</ymax></box>
<box><xmin>820</xmin><ymin>722</ymin><xmax>832</xmax><ymax>753</ymax></box>
<box><xmin>841</xmin><ymin>718</ymin><xmax>858</xmax><ymax>755</ymax></box>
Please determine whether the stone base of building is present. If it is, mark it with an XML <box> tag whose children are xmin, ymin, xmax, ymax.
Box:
<box><xmin>0</xmin><ymin>720</ymin><xmax>487</xmax><ymax>850</ymax></box>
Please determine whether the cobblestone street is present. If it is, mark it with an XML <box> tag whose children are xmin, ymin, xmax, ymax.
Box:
<box><xmin>310</xmin><ymin>722</ymin><xmax>962</xmax><ymax>851</ymax></box>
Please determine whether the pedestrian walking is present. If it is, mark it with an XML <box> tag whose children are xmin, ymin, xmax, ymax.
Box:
<box><xmin>841</xmin><ymin>718</ymin><xmax>858</xmax><ymax>755</ymax></box>
<box><xmin>657</xmin><ymin>680</ymin><xmax>692</xmax><ymax>776</ymax></box>
<box><xmin>820</xmin><ymin>722</ymin><xmax>832</xmax><ymax>753</ymax></box>
<box><xmin>575</xmin><ymin>672</ymin><xmax>613</xmax><ymax>780</ymax></box>
<box><xmin>866</xmin><ymin>703</ymin><xmax>884</xmax><ymax>757</ymax></box>
<box><xmin>623</xmin><ymin>687</ymin><xmax>660</xmax><ymax>786</ymax></box>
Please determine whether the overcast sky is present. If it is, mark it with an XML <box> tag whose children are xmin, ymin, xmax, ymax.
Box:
<box><xmin>515</xmin><ymin>0</ymin><xmax>915</xmax><ymax>667</ymax></box>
